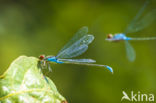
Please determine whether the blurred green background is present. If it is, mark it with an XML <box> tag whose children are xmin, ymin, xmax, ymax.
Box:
<box><xmin>0</xmin><ymin>0</ymin><xmax>156</xmax><ymax>103</ymax></box>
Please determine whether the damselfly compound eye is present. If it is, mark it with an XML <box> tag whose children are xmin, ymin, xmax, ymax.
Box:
<box><xmin>107</xmin><ymin>34</ymin><xmax>113</xmax><ymax>39</ymax></box>
<box><xmin>39</xmin><ymin>55</ymin><xmax>45</xmax><ymax>60</ymax></box>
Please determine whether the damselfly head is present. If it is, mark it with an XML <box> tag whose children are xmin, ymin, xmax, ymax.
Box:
<box><xmin>107</xmin><ymin>34</ymin><xmax>113</xmax><ymax>39</ymax></box>
<box><xmin>39</xmin><ymin>55</ymin><xmax>45</xmax><ymax>60</ymax></box>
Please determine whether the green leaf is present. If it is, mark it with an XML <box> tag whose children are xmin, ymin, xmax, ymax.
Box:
<box><xmin>0</xmin><ymin>56</ymin><xmax>67</xmax><ymax>103</ymax></box>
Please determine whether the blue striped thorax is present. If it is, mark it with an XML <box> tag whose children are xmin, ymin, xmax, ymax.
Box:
<box><xmin>46</xmin><ymin>56</ymin><xmax>64</xmax><ymax>64</ymax></box>
<box><xmin>106</xmin><ymin>33</ymin><xmax>131</xmax><ymax>41</ymax></box>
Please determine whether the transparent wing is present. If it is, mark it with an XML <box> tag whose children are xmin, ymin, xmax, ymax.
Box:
<box><xmin>60</xmin><ymin>60</ymin><xmax>113</xmax><ymax>73</ymax></box>
<box><xmin>57</xmin><ymin>44</ymin><xmax>88</xmax><ymax>59</ymax></box>
<box><xmin>58</xmin><ymin>58</ymin><xmax>96</xmax><ymax>63</ymax></box>
<box><xmin>125</xmin><ymin>9</ymin><xmax>156</xmax><ymax>33</ymax></box>
<box><xmin>124</xmin><ymin>0</ymin><xmax>152</xmax><ymax>33</ymax></box>
<box><xmin>56</xmin><ymin>31</ymin><xmax>94</xmax><ymax>58</ymax></box>
<box><xmin>125</xmin><ymin>41</ymin><xmax>136</xmax><ymax>62</ymax></box>
<box><xmin>58</xmin><ymin>26</ymin><xmax>88</xmax><ymax>54</ymax></box>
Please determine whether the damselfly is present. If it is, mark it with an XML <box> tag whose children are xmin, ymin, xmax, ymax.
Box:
<box><xmin>39</xmin><ymin>26</ymin><xmax>113</xmax><ymax>73</ymax></box>
<box><xmin>106</xmin><ymin>0</ymin><xmax>156</xmax><ymax>62</ymax></box>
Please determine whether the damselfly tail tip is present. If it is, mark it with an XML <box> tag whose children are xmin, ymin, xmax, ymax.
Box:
<box><xmin>106</xmin><ymin>65</ymin><xmax>113</xmax><ymax>74</ymax></box>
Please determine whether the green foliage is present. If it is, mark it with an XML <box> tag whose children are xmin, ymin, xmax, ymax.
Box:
<box><xmin>0</xmin><ymin>56</ymin><xmax>67</xmax><ymax>103</ymax></box>
<box><xmin>0</xmin><ymin>0</ymin><xmax>156</xmax><ymax>102</ymax></box>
